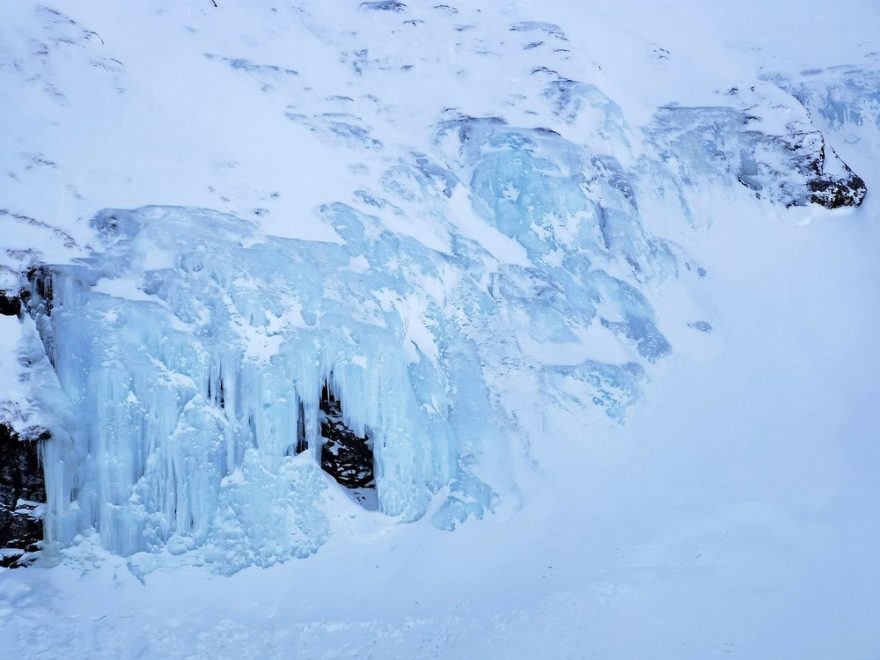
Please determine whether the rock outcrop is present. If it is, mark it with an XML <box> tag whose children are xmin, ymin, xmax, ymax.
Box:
<box><xmin>0</xmin><ymin>424</ymin><xmax>46</xmax><ymax>568</ymax></box>
<box><xmin>0</xmin><ymin>290</ymin><xmax>22</xmax><ymax>316</ymax></box>
<box><xmin>319</xmin><ymin>384</ymin><xmax>376</xmax><ymax>490</ymax></box>
<box><xmin>649</xmin><ymin>84</ymin><xmax>868</xmax><ymax>211</ymax></box>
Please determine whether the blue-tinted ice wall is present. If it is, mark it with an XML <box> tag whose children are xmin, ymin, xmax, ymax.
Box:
<box><xmin>32</xmin><ymin>117</ymin><xmax>679</xmax><ymax>567</ymax></box>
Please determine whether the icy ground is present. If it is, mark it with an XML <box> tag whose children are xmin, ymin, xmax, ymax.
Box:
<box><xmin>2</xmin><ymin>0</ymin><xmax>880</xmax><ymax>657</ymax></box>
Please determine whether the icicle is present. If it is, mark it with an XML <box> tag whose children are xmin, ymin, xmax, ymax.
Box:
<box><xmin>30</xmin><ymin>157</ymin><xmax>664</xmax><ymax>569</ymax></box>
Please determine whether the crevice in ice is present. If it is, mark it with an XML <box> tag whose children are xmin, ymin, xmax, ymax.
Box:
<box><xmin>318</xmin><ymin>379</ymin><xmax>376</xmax><ymax>498</ymax></box>
<box><xmin>295</xmin><ymin>400</ymin><xmax>308</xmax><ymax>456</ymax></box>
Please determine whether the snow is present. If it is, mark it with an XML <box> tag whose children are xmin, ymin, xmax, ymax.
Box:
<box><xmin>1</xmin><ymin>0</ymin><xmax>879</xmax><ymax>657</ymax></box>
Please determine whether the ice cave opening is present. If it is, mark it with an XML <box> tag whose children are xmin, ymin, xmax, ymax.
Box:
<box><xmin>315</xmin><ymin>380</ymin><xmax>378</xmax><ymax>510</ymax></box>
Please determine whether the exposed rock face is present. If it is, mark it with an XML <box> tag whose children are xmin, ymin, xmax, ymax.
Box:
<box><xmin>809</xmin><ymin>171</ymin><xmax>867</xmax><ymax>208</ymax></box>
<box><xmin>0</xmin><ymin>290</ymin><xmax>22</xmax><ymax>316</ymax></box>
<box><xmin>0</xmin><ymin>424</ymin><xmax>46</xmax><ymax>568</ymax></box>
<box><xmin>319</xmin><ymin>384</ymin><xmax>375</xmax><ymax>489</ymax></box>
<box><xmin>25</xmin><ymin>266</ymin><xmax>53</xmax><ymax>315</ymax></box>
<box><xmin>740</xmin><ymin>125</ymin><xmax>868</xmax><ymax>208</ymax></box>
<box><xmin>781</xmin><ymin>129</ymin><xmax>867</xmax><ymax>209</ymax></box>
<box><xmin>650</xmin><ymin>86</ymin><xmax>868</xmax><ymax>211</ymax></box>
<box><xmin>806</xmin><ymin>154</ymin><xmax>867</xmax><ymax>208</ymax></box>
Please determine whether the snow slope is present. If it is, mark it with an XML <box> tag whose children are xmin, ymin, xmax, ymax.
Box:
<box><xmin>1</xmin><ymin>0</ymin><xmax>879</xmax><ymax>657</ymax></box>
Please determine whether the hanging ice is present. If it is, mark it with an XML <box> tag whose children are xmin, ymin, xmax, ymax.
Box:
<box><xmin>25</xmin><ymin>110</ymin><xmax>684</xmax><ymax>570</ymax></box>
<box><xmin>32</xmin><ymin>205</ymin><xmax>464</xmax><ymax>566</ymax></box>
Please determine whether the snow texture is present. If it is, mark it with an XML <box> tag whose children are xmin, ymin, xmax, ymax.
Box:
<box><xmin>1</xmin><ymin>0</ymin><xmax>879</xmax><ymax>657</ymax></box>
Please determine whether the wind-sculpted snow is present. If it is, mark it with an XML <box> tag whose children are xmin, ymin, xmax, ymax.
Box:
<box><xmin>531</xmin><ymin>67</ymin><xmax>630</xmax><ymax>147</ymax></box>
<box><xmin>204</xmin><ymin>53</ymin><xmax>299</xmax><ymax>79</ymax></box>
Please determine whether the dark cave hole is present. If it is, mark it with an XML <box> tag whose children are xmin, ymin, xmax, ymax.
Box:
<box><xmin>295</xmin><ymin>381</ymin><xmax>376</xmax><ymax>506</ymax></box>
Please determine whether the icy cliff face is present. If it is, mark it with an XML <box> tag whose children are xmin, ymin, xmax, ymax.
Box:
<box><xmin>0</xmin><ymin>0</ymin><xmax>871</xmax><ymax>573</ymax></box>
<box><xmin>29</xmin><ymin>119</ymin><xmax>677</xmax><ymax>566</ymax></box>
<box><xmin>643</xmin><ymin>83</ymin><xmax>868</xmax><ymax>224</ymax></box>
<box><xmin>33</xmin><ymin>205</ymin><xmax>457</xmax><ymax>566</ymax></box>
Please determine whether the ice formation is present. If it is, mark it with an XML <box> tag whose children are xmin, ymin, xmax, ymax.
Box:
<box><xmin>32</xmin><ymin>205</ymin><xmax>454</xmax><ymax>566</ymax></box>
<box><xmin>765</xmin><ymin>65</ymin><xmax>880</xmax><ymax>131</ymax></box>
<box><xmin>20</xmin><ymin>110</ymin><xmax>688</xmax><ymax>568</ymax></box>
<box><xmin>2</xmin><ymin>1</ymin><xmax>868</xmax><ymax>573</ymax></box>
<box><xmin>645</xmin><ymin>84</ymin><xmax>867</xmax><ymax>212</ymax></box>
<box><xmin>22</xmin><ymin>90</ymin><xmax>868</xmax><ymax>571</ymax></box>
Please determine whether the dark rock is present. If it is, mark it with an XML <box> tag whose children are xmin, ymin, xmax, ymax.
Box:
<box><xmin>0</xmin><ymin>290</ymin><xmax>21</xmax><ymax>316</ymax></box>
<box><xmin>785</xmin><ymin>132</ymin><xmax>867</xmax><ymax>209</ymax></box>
<box><xmin>808</xmin><ymin>169</ymin><xmax>867</xmax><ymax>208</ymax></box>
<box><xmin>0</xmin><ymin>424</ymin><xmax>46</xmax><ymax>568</ymax></box>
<box><xmin>360</xmin><ymin>1</ymin><xmax>406</xmax><ymax>11</ymax></box>
<box><xmin>26</xmin><ymin>265</ymin><xmax>54</xmax><ymax>314</ymax></box>
<box><xmin>319</xmin><ymin>384</ymin><xmax>375</xmax><ymax>489</ymax></box>
<box><xmin>651</xmin><ymin>104</ymin><xmax>868</xmax><ymax>210</ymax></box>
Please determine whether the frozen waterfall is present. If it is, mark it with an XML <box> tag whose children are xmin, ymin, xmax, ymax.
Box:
<box><xmin>25</xmin><ymin>119</ymin><xmax>685</xmax><ymax>571</ymax></box>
